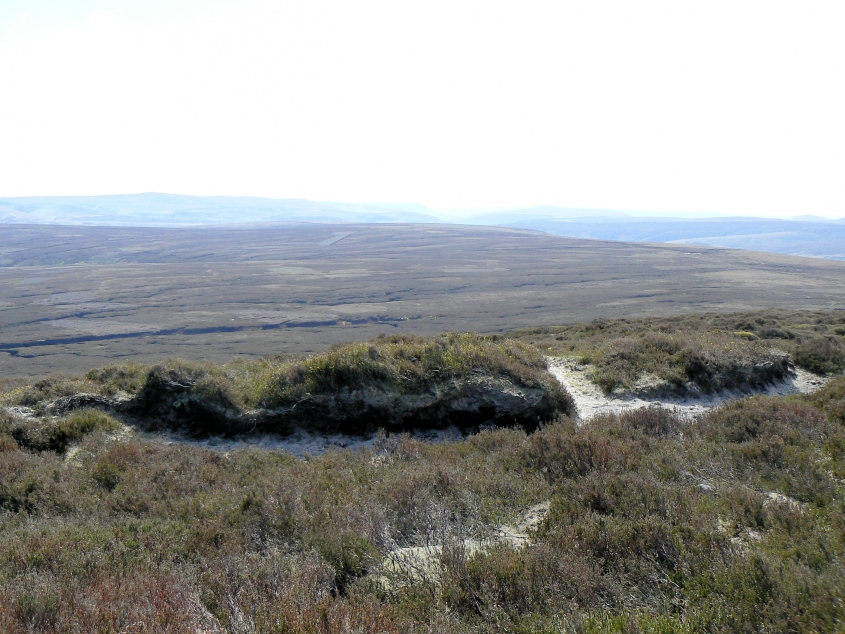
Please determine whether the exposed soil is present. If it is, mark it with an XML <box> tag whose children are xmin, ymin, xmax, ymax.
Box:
<box><xmin>149</xmin><ymin>425</ymin><xmax>482</xmax><ymax>457</ymax></box>
<box><xmin>374</xmin><ymin>500</ymin><xmax>552</xmax><ymax>589</ymax></box>
<box><xmin>547</xmin><ymin>356</ymin><xmax>831</xmax><ymax>422</ymax></box>
<box><xmin>125</xmin><ymin>371</ymin><xmax>570</xmax><ymax>438</ymax></box>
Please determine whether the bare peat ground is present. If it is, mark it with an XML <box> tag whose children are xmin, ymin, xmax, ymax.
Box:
<box><xmin>547</xmin><ymin>357</ymin><xmax>831</xmax><ymax>422</ymax></box>
<box><xmin>3</xmin><ymin>222</ymin><xmax>845</xmax><ymax>376</ymax></box>
<box><xmin>134</xmin><ymin>362</ymin><xmax>831</xmax><ymax>456</ymax></box>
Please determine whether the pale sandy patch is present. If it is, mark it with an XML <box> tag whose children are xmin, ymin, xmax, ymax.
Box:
<box><xmin>547</xmin><ymin>357</ymin><xmax>831</xmax><ymax>423</ymax></box>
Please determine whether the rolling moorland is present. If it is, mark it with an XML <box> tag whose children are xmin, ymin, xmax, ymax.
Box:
<box><xmin>3</xmin><ymin>193</ymin><xmax>844</xmax><ymax>261</ymax></box>
<box><xmin>0</xmin><ymin>310</ymin><xmax>844</xmax><ymax>631</ymax></box>
<box><xmin>3</xmin><ymin>223</ymin><xmax>845</xmax><ymax>377</ymax></box>
<box><xmin>1</xmin><ymin>221</ymin><xmax>845</xmax><ymax>631</ymax></box>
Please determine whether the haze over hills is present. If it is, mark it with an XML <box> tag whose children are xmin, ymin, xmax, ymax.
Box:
<box><xmin>503</xmin><ymin>217</ymin><xmax>845</xmax><ymax>261</ymax></box>
<box><xmin>451</xmin><ymin>207</ymin><xmax>845</xmax><ymax>260</ymax></box>
<box><xmin>454</xmin><ymin>206</ymin><xmax>632</xmax><ymax>224</ymax></box>
<box><xmin>453</xmin><ymin>209</ymin><xmax>845</xmax><ymax>261</ymax></box>
<box><xmin>0</xmin><ymin>193</ymin><xmax>439</xmax><ymax>226</ymax></box>
<box><xmin>1</xmin><ymin>193</ymin><xmax>844</xmax><ymax>260</ymax></box>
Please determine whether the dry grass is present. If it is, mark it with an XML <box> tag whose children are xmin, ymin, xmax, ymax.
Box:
<box><xmin>244</xmin><ymin>332</ymin><xmax>561</xmax><ymax>408</ymax></box>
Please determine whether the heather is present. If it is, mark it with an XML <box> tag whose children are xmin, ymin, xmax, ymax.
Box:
<box><xmin>0</xmin><ymin>383</ymin><xmax>842</xmax><ymax>631</ymax></box>
<box><xmin>0</xmin><ymin>315</ymin><xmax>843</xmax><ymax>631</ymax></box>
<box><xmin>515</xmin><ymin>309</ymin><xmax>845</xmax><ymax>394</ymax></box>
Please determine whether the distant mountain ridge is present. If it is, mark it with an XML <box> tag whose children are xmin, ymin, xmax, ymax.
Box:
<box><xmin>1</xmin><ymin>193</ymin><xmax>843</xmax><ymax>260</ymax></box>
<box><xmin>502</xmin><ymin>217</ymin><xmax>845</xmax><ymax>261</ymax></box>
<box><xmin>0</xmin><ymin>193</ymin><xmax>439</xmax><ymax>226</ymax></box>
<box><xmin>458</xmin><ymin>206</ymin><xmax>632</xmax><ymax>224</ymax></box>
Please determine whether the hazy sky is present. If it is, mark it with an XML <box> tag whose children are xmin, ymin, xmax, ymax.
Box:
<box><xmin>1</xmin><ymin>0</ymin><xmax>843</xmax><ymax>217</ymax></box>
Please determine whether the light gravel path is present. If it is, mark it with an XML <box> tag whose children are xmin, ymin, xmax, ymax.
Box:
<box><xmin>547</xmin><ymin>357</ymin><xmax>831</xmax><ymax>423</ymax></box>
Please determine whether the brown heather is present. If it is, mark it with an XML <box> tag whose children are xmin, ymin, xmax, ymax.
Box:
<box><xmin>0</xmin><ymin>313</ymin><xmax>842</xmax><ymax>632</ymax></box>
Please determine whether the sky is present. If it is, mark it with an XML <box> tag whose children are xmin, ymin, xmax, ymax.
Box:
<box><xmin>0</xmin><ymin>0</ymin><xmax>843</xmax><ymax>218</ymax></box>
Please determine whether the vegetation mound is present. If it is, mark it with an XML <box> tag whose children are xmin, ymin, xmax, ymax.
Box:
<box><xmin>2</xmin><ymin>334</ymin><xmax>573</xmax><ymax>438</ymax></box>
<box><xmin>237</xmin><ymin>332</ymin><xmax>574</xmax><ymax>435</ymax></box>
<box><xmin>516</xmin><ymin>309</ymin><xmax>845</xmax><ymax>394</ymax></box>
<box><xmin>0</xmin><ymin>408</ymin><xmax>120</xmax><ymax>455</ymax></box>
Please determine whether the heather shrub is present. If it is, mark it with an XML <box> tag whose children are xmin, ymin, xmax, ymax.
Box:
<box><xmin>590</xmin><ymin>334</ymin><xmax>784</xmax><ymax>395</ymax></box>
<box><xmin>0</xmin><ymin>393</ymin><xmax>842</xmax><ymax>632</ymax></box>
<box><xmin>0</xmin><ymin>376</ymin><xmax>94</xmax><ymax>409</ymax></box>
<box><xmin>85</xmin><ymin>363</ymin><xmax>150</xmax><ymax>396</ymax></box>
<box><xmin>694</xmin><ymin>397</ymin><xmax>843</xmax><ymax>505</ymax></box>
<box><xmin>2</xmin><ymin>409</ymin><xmax>120</xmax><ymax>454</ymax></box>
<box><xmin>1</xmin><ymin>312</ymin><xmax>844</xmax><ymax>631</ymax></box>
<box><xmin>137</xmin><ymin>360</ymin><xmax>238</xmax><ymax>408</ymax></box>
<box><xmin>439</xmin><ymin>541</ymin><xmax>600</xmax><ymax>626</ymax></box>
<box><xmin>91</xmin><ymin>460</ymin><xmax>122</xmax><ymax>491</ymax></box>
<box><xmin>809</xmin><ymin>375</ymin><xmax>845</xmax><ymax>428</ymax></box>
<box><xmin>525</xmin><ymin>419</ymin><xmax>639</xmax><ymax>481</ymax></box>
<box><xmin>699</xmin><ymin>396</ymin><xmax>829</xmax><ymax>444</ymax></box>
<box><xmin>0</xmin><ymin>433</ymin><xmax>17</xmax><ymax>453</ymax></box>
<box><xmin>612</xmin><ymin>406</ymin><xmax>684</xmax><ymax>438</ymax></box>
<box><xmin>516</xmin><ymin>309</ymin><xmax>845</xmax><ymax>394</ymax></box>
<box><xmin>129</xmin><ymin>361</ymin><xmax>241</xmax><ymax>435</ymax></box>
<box><xmin>313</xmin><ymin>531</ymin><xmax>379</xmax><ymax>595</ymax></box>
<box><xmin>794</xmin><ymin>336</ymin><xmax>845</xmax><ymax>374</ymax></box>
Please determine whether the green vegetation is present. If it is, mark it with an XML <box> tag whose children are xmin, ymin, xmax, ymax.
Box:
<box><xmin>84</xmin><ymin>362</ymin><xmax>150</xmax><ymax>396</ymax></box>
<box><xmin>809</xmin><ymin>373</ymin><xmax>845</xmax><ymax>426</ymax></box>
<box><xmin>1</xmin><ymin>376</ymin><xmax>95</xmax><ymax>412</ymax></box>
<box><xmin>794</xmin><ymin>335</ymin><xmax>845</xmax><ymax>375</ymax></box>
<box><xmin>515</xmin><ymin>309</ymin><xmax>845</xmax><ymax>394</ymax></box>
<box><xmin>1</xmin><ymin>333</ymin><xmax>559</xmax><ymax>410</ymax></box>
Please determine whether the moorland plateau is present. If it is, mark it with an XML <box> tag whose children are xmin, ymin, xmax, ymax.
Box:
<box><xmin>2</xmin><ymin>223</ymin><xmax>845</xmax><ymax>376</ymax></box>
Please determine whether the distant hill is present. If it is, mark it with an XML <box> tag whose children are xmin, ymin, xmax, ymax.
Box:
<box><xmin>500</xmin><ymin>217</ymin><xmax>845</xmax><ymax>261</ymax></box>
<box><xmin>1</xmin><ymin>194</ymin><xmax>843</xmax><ymax>260</ymax></box>
<box><xmin>457</xmin><ymin>206</ymin><xmax>631</xmax><ymax>225</ymax></box>
<box><xmin>0</xmin><ymin>193</ymin><xmax>439</xmax><ymax>226</ymax></box>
